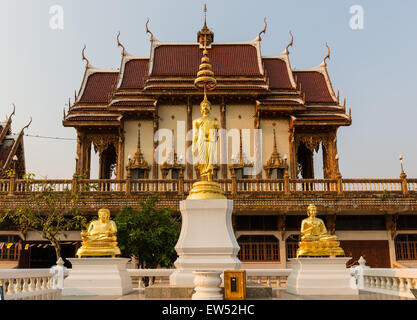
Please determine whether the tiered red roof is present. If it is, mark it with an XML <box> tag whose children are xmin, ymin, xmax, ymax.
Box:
<box><xmin>64</xmin><ymin>25</ymin><xmax>350</xmax><ymax>128</ymax></box>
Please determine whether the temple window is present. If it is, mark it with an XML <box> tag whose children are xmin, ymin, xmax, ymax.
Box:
<box><xmin>395</xmin><ymin>234</ymin><xmax>417</xmax><ymax>260</ymax></box>
<box><xmin>237</xmin><ymin>235</ymin><xmax>279</xmax><ymax>262</ymax></box>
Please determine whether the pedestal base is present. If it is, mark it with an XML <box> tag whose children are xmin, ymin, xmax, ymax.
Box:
<box><xmin>286</xmin><ymin>257</ymin><xmax>358</xmax><ymax>296</ymax></box>
<box><xmin>169</xmin><ymin>199</ymin><xmax>241</xmax><ymax>287</ymax></box>
<box><xmin>62</xmin><ymin>258</ymin><xmax>133</xmax><ymax>296</ymax></box>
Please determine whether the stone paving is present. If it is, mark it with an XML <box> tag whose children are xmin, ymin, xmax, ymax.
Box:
<box><xmin>61</xmin><ymin>289</ymin><xmax>414</xmax><ymax>300</ymax></box>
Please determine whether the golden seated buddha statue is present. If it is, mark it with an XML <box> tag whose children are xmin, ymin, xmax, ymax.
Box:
<box><xmin>296</xmin><ymin>204</ymin><xmax>344</xmax><ymax>257</ymax></box>
<box><xmin>76</xmin><ymin>208</ymin><xmax>121</xmax><ymax>258</ymax></box>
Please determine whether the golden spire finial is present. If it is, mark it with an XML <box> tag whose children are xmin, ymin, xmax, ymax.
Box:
<box><xmin>273</xmin><ymin>129</ymin><xmax>278</xmax><ymax>153</ymax></box>
<box><xmin>197</xmin><ymin>4</ymin><xmax>214</xmax><ymax>46</ymax></box>
<box><xmin>204</xmin><ymin>4</ymin><xmax>207</xmax><ymax>27</ymax></box>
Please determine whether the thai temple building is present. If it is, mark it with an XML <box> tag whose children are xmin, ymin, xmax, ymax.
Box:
<box><xmin>1</xmin><ymin>12</ymin><xmax>416</xmax><ymax>269</ymax></box>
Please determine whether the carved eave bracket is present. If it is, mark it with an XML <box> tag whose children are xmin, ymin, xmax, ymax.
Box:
<box><xmin>87</xmin><ymin>135</ymin><xmax>118</xmax><ymax>154</ymax></box>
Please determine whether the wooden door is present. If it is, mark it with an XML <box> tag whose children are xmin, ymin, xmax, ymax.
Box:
<box><xmin>340</xmin><ymin>240</ymin><xmax>390</xmax><ymax>268</ymax></box>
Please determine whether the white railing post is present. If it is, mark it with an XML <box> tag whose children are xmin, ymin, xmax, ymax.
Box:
<box><xmin>351</xmin><ymin>256</ymin><xmax>370</xmax><ymax>290</ymax></box>
<box><xmin>49</xmin><ymin>257</ymin><xmax>67</xmax><ymax>289</ymax></box>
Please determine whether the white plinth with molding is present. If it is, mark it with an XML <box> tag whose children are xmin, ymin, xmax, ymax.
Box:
<box><xmin>286</xmin><ymin>257</ymin><xmax>359</xmax><ymax>296</ymax></box>
<box><xmin>169</xmin><ymin>199</ymin><xmax>241</xmax><ymax>287</ymax></box>
<box><xmin>62</xmin><ymin>258</ymin><xmax>133</xmax><ymax>296</ymax></box>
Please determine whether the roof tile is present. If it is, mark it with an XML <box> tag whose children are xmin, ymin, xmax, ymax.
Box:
<box><xmin>120</xmin><ymin>59</ymin><xmax>148</xmax><ymax>89</ymax></box>
<box><xmin>79</xmin><ymin>72</ymin><xmax>119</xmax><ymax>103</ymax></box>
<box><xmin>263</xmin><ymin>58</ymin><xmax>293</xmax><ymax>89</ymax></box>
<box><xmin>293</xmin><ymin>71</ymin><xmax>335</xmax><ymax>103</ymax></box>
<box><xmin>151</xmin><ymin>44</ymin><xmax>261</xmax><ymax>76</ymax></box>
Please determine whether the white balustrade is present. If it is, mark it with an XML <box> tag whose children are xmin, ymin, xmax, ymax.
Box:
<box><xmin>0</xmin><ymin>269</ymin><xmax>61</xmax><ymax>300</ymax></box>
<box><xmin>351</xmin><ymin>256</ymin><xmax>417</xmax><ymax>298</ymax></box>
<box><xmin>126</xmin><ymin>268</ymin><xmax>291</xmax><ymax>293</ymax></box>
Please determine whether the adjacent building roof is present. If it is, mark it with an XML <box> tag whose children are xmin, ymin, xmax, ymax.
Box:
<box><xmin>0</xmin><ymin>112</ymin><xmax>27</xmax><ymax>178</ymax></box>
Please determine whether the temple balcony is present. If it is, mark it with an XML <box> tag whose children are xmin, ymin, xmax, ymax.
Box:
<box><xmin>0</xmin><ymin>176</ymin><xmax>416</xmax><ymax>214</ymax></box>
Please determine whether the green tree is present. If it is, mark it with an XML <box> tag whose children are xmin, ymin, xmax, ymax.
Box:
<box><xmin>0</xmin><ymin>174</ymin><xmax>88</xmax><ymax>261</ymax></box>
<box><xmin>115</xmin><ymin>195</ymin><xmax>181</xmax><ymax>269</ymax></box>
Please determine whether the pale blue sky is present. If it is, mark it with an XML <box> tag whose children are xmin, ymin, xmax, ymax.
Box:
<box><xmin>0</xmin><ymin>0</ymin><xmax>416</xmax><ymax>178</ymax></box>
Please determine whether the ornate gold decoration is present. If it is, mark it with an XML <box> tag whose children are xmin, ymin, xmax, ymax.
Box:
<box><xmin>229</xmin><ymin>129</ymin><xmax>254</xmax><ymax>176</ymax></box>
<box><xmin>76</xmin><ymin>208</ymin><xmax>121</xmax><ymax>258</ymax></box>
<box><xmin>160</xmin><ymin>152</ymin><xmax>184</xmax><ymax>179</ymax></box>
<box><xmin>263</xmin><ymin>129</ymin><xmax>286</xmax><ymax>178</ymax></box>
<box><xmin>188</xmin><ymin>30</ymin><xmax>225</xmax><ymax>200</ymax></box>
<box><xmin>145</xmin><ymin>18</ymin><xmax>155</xmax><ymax>42</ymax></box>
<box><xmin>127</xmin><ymin>126</ymin><xmax>150</xmax><ymax>177</ymax></box>
<box><xmin>197</xmin><ymin>4</ymin><xmax>214</xmax><ymax>46</ymax></box>
<box><xmin>284</xmin><ymin>30</ymin><xmax>294</xmax><ymax>54</ymax></box>
<box><xmin>322</xmin><ymin>42</ymin><xmax>330</xmax><ymax>66</ymax></box>
<box><xmin>256</xmin><ymin>18</ymin><xmax>267</xmax><ymax>41</ymax></box>
<box><xmin>116</xmin><ymin>31</ymin><xmax>126</xmax><ymax>56</ymax></box>
<box><xmin>22</xmin><ymin>117</ymin><xmax>32</xmax><ymax>131</ymax></box>
<box><xmin>87</xmin><ymin>135</ymin><xmax>118</xmax><ymax>154</ymax></box>
<box><xmin>81</xmin><ymin>45</ymin><xmax>89</xmax><ymax>69</ymax></box>
<box><xmin>296</xmin><ymin>204</ymin><xmax>344</xmax><ymax>257</ymax></box>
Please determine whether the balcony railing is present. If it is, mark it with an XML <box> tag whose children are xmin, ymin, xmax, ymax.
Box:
<box><xmin>1</xmin><ymin>175</ymin><xmax>413</xmax><ymax>197</ymax></box>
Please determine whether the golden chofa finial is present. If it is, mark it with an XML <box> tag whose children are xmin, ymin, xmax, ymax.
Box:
<box><xmin>322</xmin><ymin>42</ymin><xmax>331</xmax><ymax>66</ymax></box>
<box><xmin>10</xmin><ymin>103</ymin><xmax>16</xmax><ymax>118</ymax></box>
<box><xmin>145</xmin><ymin>18</ymin><xmax>154</xmax><ymax>42</ymax></box>
<box><xmin>284</xmin><ymin>30</ymin><xmax>294</xmax><ymax>54</ymax></box>
<box><xmin>256</xmin><ymin>18</ymin><xmax>267</xmax><ymax>41</ymax></box>
<box><xmin>81</xmin><ymin>45</ymin><xmax>89</xmax><ymax>69</ymax></box>
<box><xmin>116</xmin><ymin>31</ymin><xmax>126</xmax><ymax>56</ymax></box>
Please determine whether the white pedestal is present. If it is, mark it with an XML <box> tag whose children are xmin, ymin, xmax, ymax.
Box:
<box><xmin>169</xmin><ymin>199</ymin><xmax>241</xmax><ymax>287</ymax></box>
<box><xmin>286</xmin><ymin>257</ymin><xmax>359</xmax><ymax>296</ymax></box>
<box><xmin>192</xmin><ymin>271</ymin><xmax>223</xmax><ymax>300</ymax></box>
<box><xmin>62</xmin><ymin>258</ymin><xmax>133</xmax><ymax>296</ymax></box>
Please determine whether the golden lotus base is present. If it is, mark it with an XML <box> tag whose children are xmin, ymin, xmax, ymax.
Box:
<box><xmin>296</xmin><ymin>240</ymin><xmax>345</xmax><ymax>257</ymax></box>
<box><xmin>76</xmin><ymin>241</ymin><xmax>121</xmax><ymax>258</ymax></box>
<box><xmin>187</xmin><ymin>181</ymin><xmax>226</xmax><ymax>200</ymax></box>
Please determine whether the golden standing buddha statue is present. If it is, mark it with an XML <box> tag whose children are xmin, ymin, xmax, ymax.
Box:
<box><xmin>187</xmin><ymin>32</ymin><xmax>225</xmax><ymax>200</ymax></box>
<box><xmin>76</xmin><ymin>208</ymin><xmax>121</xmax><ymax>258</ymax></box>
<box><xmin>296</xmin><ymin>204</ymin><xmax>344</xmax><ymax>257</ymax></box>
